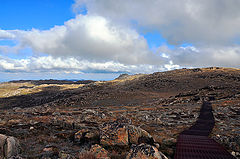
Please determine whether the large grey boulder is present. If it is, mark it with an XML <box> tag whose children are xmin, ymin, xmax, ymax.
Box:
<box><xmin>0</xmin><ymin>134</ymin><xmax>21</xmax><ymax>158</ymax></box>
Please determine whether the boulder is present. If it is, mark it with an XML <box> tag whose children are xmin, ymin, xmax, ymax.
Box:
<box><xmin>0</xmin><ymin>134</ymin><xmax>21</xmax><ymax>158</ymax></box>
<box><xmin>127</xmin><ymin>125</ymin><xmax>154</xmax><ymax>145</ymax></box>
<box><xmin>42</xmin><ymin>145</ymin><xmax>58</xmax><ymax>153</ymax></box>
<box><xmin>99</xmin><ymin>121</ymin><xmax>155</xmax><ymax>147</ymax></box>
<box><xmin>41</xmin><ymin>144</ymin><xmax>59</xmax><ymax>159</ymax></box>
<box><xmin>100</xmin><ymin>121</ymin><xmax>128</xmax><ymax>147</ymax></box>
<box><xmin>74</xmin><ymin>127</ymin><xmax>100</xmax><ymax>144</ymax></box>
<box><xmin>126</xmin><ymin>143</ymin><xmax>168</xmax><ymax>159</ymax></box>
<box><xmin>89</xmin><ymin>144</ymin><xmax>110</xmax><ymax>159</ymax></box>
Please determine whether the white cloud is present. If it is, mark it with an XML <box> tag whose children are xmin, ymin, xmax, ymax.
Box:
<box><xmin>5</xmin><ymin>15</ymin><xmax>165</xmax><ymax>65</ymax></box>
<box><xmin>158</xmin><ymin>45</ymin><xmax>240</xmax><ymax>68</ymax></box>
<box><xmin>0</xmin><ymin>57</ymin><xmax>29</xmax><ymax>71</ymax></box>
<box><xmin>0</xmin><ymin>14</ymin><xmax>170</xmax><ymax>75</ymax></box>
<box><xmin>74</xmin><ymin>0</ymin><xmax>240</xmax><ymax>45</ymax></box>
<box><xmin>0</xmin><ymin>30</ymin><xmax>16</xmax><ymax>39</ymax></box>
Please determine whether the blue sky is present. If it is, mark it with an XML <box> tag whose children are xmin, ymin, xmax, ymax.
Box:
<box><xmin>0</xmin><ymin>0</ymin><xmax>240</xmax><ymax>82</ymax></box>
<box><xmin>0</xmin><ymin>0</ymin><xmax>75</xmax><ymax>30</ymax></box>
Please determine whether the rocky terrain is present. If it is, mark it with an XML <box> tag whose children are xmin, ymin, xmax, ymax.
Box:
<box><xmin>0</xmin><ymin>67</ymin><xmax>239</xmax><ymax>158</ymax></box>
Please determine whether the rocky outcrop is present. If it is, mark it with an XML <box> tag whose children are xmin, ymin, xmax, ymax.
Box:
<box><xmin>128</xmin><ymin>125</ymin><xmax>154</xmax><ymax>145</ymax></box>
<box><xmin>89</xmin><ymin>144</ymin><xmax>110</xmax><ymax>159</ymax></box>
<box><xmin>100</xmin><ymin>120</ymin><xmax>129</xmax><ymax>147</ymax></box>
<box><xmin>0</xmin><ymin>134</ymin><xmax>21</xmax><ymax>158</ymax></box>
<box><xmin>126</xmin><ymin>143</ymin><xmax>168</xmax><ymax>159</ymax></box>
<box><xmin>74</xmin><ymin>127</ymin><xmax>100</xmax><ymax>144</ymax></box>
<box><xmin>115</xmin><ymin>74</ymin><xmax>130</xmax><ymax>80</ymax></box>
<box><xmin>99</xmin><ymin>120</ymin><xmax>155</xmax><ymax>147</ymax></box>
<box><xmin>97</xmin><ymin>120</ymin><xmax>168</xmax><ymax>158</ymax></box>
<box><xmin>211</xmin><ymin>104</ymin><xmax>240</xmax><ymax>158</ymax></box>
<box><xmin>41</xmin><ymin>144</ymin><xmax>59</xmax><ymax>159</ymax></box>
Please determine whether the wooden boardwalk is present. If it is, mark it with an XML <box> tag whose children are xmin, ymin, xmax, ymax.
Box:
<box><xmin>174</xmin><ymin>101</ymin><xmax>236</xmax><ymax>159</ymax></box>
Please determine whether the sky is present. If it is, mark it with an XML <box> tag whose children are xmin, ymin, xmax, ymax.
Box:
<box><xmin>0</xmin><ymin>0</ymin><xmax>240</xmax><ymax>81</ymax></box>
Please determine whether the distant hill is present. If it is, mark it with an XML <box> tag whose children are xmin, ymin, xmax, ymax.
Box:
<box><xmin>114</xmin><ymin>67</ymin><xmax>240</xmax><ymax>93</ymax></box>
<box><xmin>9</xmin><ymin>79</ymin><xmax>95</xmax><ymax>85</ymax></box>
<box><xmin>1</xmin><ymin>67</ymin><xmax>240</xmax><ymax>109</ymax></box>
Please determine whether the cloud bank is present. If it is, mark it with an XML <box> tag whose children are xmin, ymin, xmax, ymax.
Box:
<box><xmin>159</xmin><ymin>45</ymin><xmax>240</xmax><ymax>68</ymax></box>
<box><xmin>0</xmin><ymin>55</ymin><xmax>177</xmax><ymax>74</ymax></box>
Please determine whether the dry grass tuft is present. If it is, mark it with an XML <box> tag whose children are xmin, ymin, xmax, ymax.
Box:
<box><xmin>0</xmin><ymin>82</ymin><xmax>84</xmax><ymax>98</ymax></box>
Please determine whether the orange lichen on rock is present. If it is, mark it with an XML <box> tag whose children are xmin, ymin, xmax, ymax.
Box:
<box><xmin>89</xmin><ymin>144</ymin><xmax>110</xmax><ymax>159</ymax></box>
<box><xmin>100</xmin><ymin>121</ymin><xmax>129</xmax><ymax>146</ymax></box>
